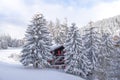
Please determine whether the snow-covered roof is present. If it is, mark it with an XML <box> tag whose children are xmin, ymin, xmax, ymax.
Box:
<box><xmin>50</xmin><ymin>44</ymin><xmax>63</xmax><ymax>51</ymax></box>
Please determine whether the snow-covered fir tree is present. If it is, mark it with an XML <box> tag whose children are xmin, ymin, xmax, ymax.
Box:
<box><xmin>82</xmin><ymin>22</ymin><xmax>101</xmax><ymax>80</ymax></box>
<box><xmin>113</xmin><ymin>36</ymin><xmax>120</xmax><ymax>80</ymax></box>
<box><xmin>0</xmin><ymin>40</ymin><xmax>8</xmax><ymax>49</ymax></box>
<box><xmin>0</xmin><ymin>35</ymin><xmax>24</xmax><ymax>49</ymax></box>
<box><xmin>106</xmin><ymin>35</ymin><xmax>120</xmax><ymax>80</ymax></box>
<box><xmin>95</xmin><ymin>32</ymin><xmax>111</xmax><ymax>80</ymax></box>
<box><xmin>53</xmin><ymin>19</ymin><xmax>62</xmax><ymax>44</ymax></box>
<box><xmin>59</xmin><ymin>18</ymin><xmax>68</xmax><ymax>44</ymax></box>
<box><xmin>64</xmin><ymin>23</ymin><xmax>91</xmax><ymax>78</ymax></box>
<box><xmin>20</xmin><ymin>13</ymin><xmax>52</xmax><ymax>68</ymax></box>
<box><xmin>0</xmin><ymin>35</ymin><xmax>10</xmax><ymax>49</ymax></box>
<box><xmin>94</xmin><ymin>31</ymin><xmax>120</xmax><ymax>80</ymax></box>
<box><xmin>48</xmin><ymin>19</ymin><xmax>68</xmax><ymax>44</ymax></box>
<box><xmin>47</xmin><ymin>21</ymin><xmax>56</xmax><ymax>42</ymax></box>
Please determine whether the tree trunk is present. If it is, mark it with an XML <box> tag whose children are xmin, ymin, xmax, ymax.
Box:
<box><xmin>33</xmin><ymin>62</ymin><xmax>38</xmax><ymax>68</ymax></box>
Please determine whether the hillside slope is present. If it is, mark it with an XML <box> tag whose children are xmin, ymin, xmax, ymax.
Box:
<box><xmin>81</xmin><ymin>15</ymin><xmax>120</xmax><ymax>35</ymax></box>
<box><xmin>0</xmin><ymin>48</ymin><xmax>84</xmax><ymax>80</ymax></box>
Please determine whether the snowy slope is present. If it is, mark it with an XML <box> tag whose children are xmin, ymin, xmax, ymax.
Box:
<box><xmin>0</xmin><ymin>48</ymin><xmax>21</xmax><ymax>64</ymax></box>
<box><xmin>93</xmin><ymin>15</ymin><xmax>120</xmax><ymax>34</ymax></box>
<box><xmin>0</xmin><ymin>48</ymin><xmax>84</xmax><ymax>80</ymax></box>
<box><xmin>81</xmin><ymin>15</ymin><xmax>120</xmax><ymax>35</ymax></box>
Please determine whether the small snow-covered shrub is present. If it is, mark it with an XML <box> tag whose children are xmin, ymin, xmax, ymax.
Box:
<box><xmin>9</xmin><ymin>53</ymin><xmax>20</xmax><ymax>61</ymax></box>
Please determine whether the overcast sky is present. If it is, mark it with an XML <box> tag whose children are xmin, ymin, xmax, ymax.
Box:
<box><xmin>0</xmin><ymin>0</ymin><xmax>120</xmax><ymax>39</ymax></box>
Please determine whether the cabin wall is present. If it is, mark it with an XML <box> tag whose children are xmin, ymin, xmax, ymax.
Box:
<box><xmin>49</xmin><ymin>46</ymin><xmax>65</xmax><ymax>69</ymax></box>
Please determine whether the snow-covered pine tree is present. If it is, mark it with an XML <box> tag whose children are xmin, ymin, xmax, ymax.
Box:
<box><xmin>114</xmin><ymin>35</ymin><xmax>120</xmax><ymax>80</ymax></box>
<box><xmin>64</xmin><ymin>23</ymin><xmax>82</xmax><ymax>75</ymax></box>
<box><xmin>113</xmin><ymin>36</ymin><xmax>120</xmax><ymax>80</ymax></box>
<box><xmin>95</xmin><ymin>32</ymin><xmax>120</xmax><ymax>80</ymax></box>
<box><xmin>53</xmin><ymin>19</ymin><xmax>62</xmax><ymax>44</ymax></box>
<box><xmin>81</xmin><ymin>46</ymin><xmax>93</xmax><ymax>79</ymax></box>
<box><xmin>106</xmin><ymin>35</ymin><xmax>120</xmax><ymax>80</ymax></box>
<box><xmin>0</xmin><ymin>40</ymin><xmax>8</xmax><ymax>49</ymax></box>
<box><xmin>95</xmin><ymin>32</ymin><xmax>111</xmax><ymax>80</ymax></box>
<box><xmin>59</xmin><ymin>18</ymin><xmax>68</xmax><ymax>44</ymax></box>
<box><xmin>20</xmin><ymin>13</ymin><xmax>52</xmax><ymax>68</ymax></box>
<box><xmin>64</xmin><ymin>23</ymin><xmax>91</xmax><ymax>78</ymax></box>
<box><xmin>82</xmin><ymin>22</ymin><xmax>101</xmax><ymax>80</ymax></box>
<box><xmin>48</xmin><ymin>18</ymin><xmax>68</xmax><ymax>45</ymax></box>
<box><xmin>47</xmin><ymin>21</ymin><xmax>56</xmax><ymax>43</ymax></box>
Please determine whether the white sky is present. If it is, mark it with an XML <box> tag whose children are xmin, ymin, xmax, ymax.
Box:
<box><xmin>0</xmin><ymin>0</ymin><xmax>120</xmax><ymax>39</ymax></box>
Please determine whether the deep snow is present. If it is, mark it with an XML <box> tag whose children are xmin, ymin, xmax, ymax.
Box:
<box><xmin>0</xmin><ymin>48</ymin><xmax>84</xmax><ymax>80</ymax></box>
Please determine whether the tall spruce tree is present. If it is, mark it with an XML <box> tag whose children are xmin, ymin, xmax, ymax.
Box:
<box><xmin>59</xmin><ymin>18</ymin><xmax>68</xmax><ymax>44</ymax></box>
<box><xmin>64</xmin><ymin>23</ymin><xmax>91</xmax><ymax>78</ymax></box>
<box><xmin>20</xmin><ymin>14</ymin><xmax>52</xmax><ymax>68</ymax></box>
<box><xmin>83</xmin><ymin>22</ymin><xmax>101</xmax><ymax>80</ymax></box>
<box><xmin>95</xmin><ymin>32</ymin><xmax>111</xmax><ymax>80</ymax></box>
<box><xmin>47</xmin><ymin>21</ymin><xmax>55</xmax><ymax>43</ymax></box>
<box><xmin>113</xmin><ymin>37</ymin><xmax>120</xmax><ymax>80</ymax></box>
<box><xmin>105</xmin><ymin>35</ymin><xmax>120</xmax><ymax>80</ymax></box>
<box><xmin>96</xmin><ymin>32</ymin><xmax>120</xmax><ymax>80</ymax></box>
<box><xmin>54</xmin><ymin>19</ymin><xmax>62</xmax><ymax>44</ymax></box>
<box><xmin>48</xmin><ymin>19</ymin><xmax>68</xmax><ymax>44</ymax></box>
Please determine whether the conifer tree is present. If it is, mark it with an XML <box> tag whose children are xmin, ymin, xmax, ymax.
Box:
<box><xmin>95</xmin><ymin>33</ymin><xmax>110</xmax><ymax>80</ymax></box>
<box><xmin>59</xmin><ymin>18</ymin><xmax>68</xmax><ymax>44</ymax></box>
<box><xmin>20</xmin><ymin>14</ymin><xmax>52</xmax><ymax>68</ymax></box>
<box><xmin>48</xmin><ymin>19</ymin><xmax>68</xmax><ymax>44</ymax></box>
<box><xmin>105</xmin><ymin>35</ymin><xmax>120</xmax><ymax>80</ymax></box>
<box><xmin>64</xmin><ymin>23</ymin><xmax>91</xmax><ymax>78</ymax></box>
<box><xmin>113</xmin><ymin>36</ymin><xmax>120</xmax><ymax>80</ymax></box>
<box><xmin>83</xmin><ymin>22</ymin><xmax>101</xmax><ymax>79</ymax></box>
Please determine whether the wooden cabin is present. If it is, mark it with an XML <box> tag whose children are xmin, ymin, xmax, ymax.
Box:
<box><xmin>49</xmin><ymin>45</ymin><xmax>65</xmax><ymax>69</ymax></box>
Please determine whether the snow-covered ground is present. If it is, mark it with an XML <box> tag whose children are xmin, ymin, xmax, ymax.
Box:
<box><xmin>0</xmin><ymin>48</ymin><xmax>21</xmax><ymax>64</ymax></box>
<box><xmin>0</xmin><ymin>48</ymin><xmax>84</xmax><ymax>80</ymax></box>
